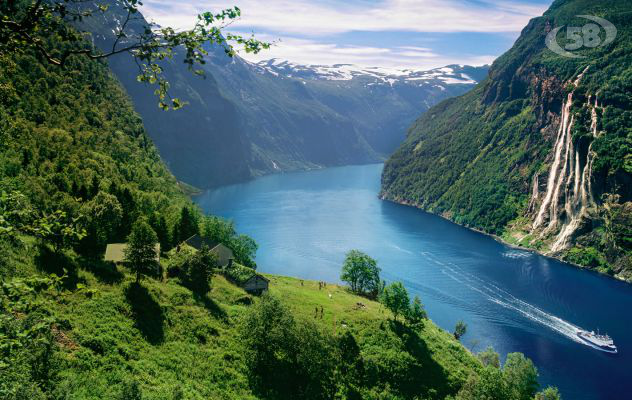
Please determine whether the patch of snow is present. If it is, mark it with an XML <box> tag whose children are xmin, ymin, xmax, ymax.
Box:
<box><xmin>250</xmin><ymin>59</ymin><xmax>483</xmax><ymax>87</ymax></box>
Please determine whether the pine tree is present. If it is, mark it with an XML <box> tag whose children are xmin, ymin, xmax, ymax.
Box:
<box><xmin>125</xmin><ymin>219</ymin><xmax>158</xmax><ymax>284</ymax></box>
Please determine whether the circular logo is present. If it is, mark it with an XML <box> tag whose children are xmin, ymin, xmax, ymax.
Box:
<box><xmin>545</xmin><ymin>15</ymin><xmax>617</xmax><ymax>58</ymax></box>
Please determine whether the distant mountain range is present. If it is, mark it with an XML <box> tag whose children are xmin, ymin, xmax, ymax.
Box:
<box><xmin>79</xmin><ymin>2</ymin><xmax>488</xmax><ymax>188</ymax></box>
<box><xmin>253</xmin><ymin>59</ymin><xmax>486</xmax><ymax>85</ymax></box>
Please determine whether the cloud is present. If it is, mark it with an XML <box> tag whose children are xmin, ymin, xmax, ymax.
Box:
<box><xmin>237</xmin><ymin>36</ymin><xmax>495</xmax><ymax>70</ymax></box>
<box><xmin>141</xmin><ymin>0</ymin><xmax>547</xmax><ymax>34</ymax></box>
<box><xmin>139</xmin><ymin>0</ymin><xmax>546</xmax><ymax>69</ymax></box>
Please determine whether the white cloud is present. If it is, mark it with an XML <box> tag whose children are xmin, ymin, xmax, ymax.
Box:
<box><xmin>141</xmin><ymin>0</ymin><xmax>547</xmax><ymax>34</ymax></box>
<box><xmin>139</xmin><ymin>0</ymin><xmax>546</xmax><ymax>68</ymax></box>
<box><xmin>238</xmin><ymin>36</ymin><xmax>495</xmax><ymax>70</ymax></box>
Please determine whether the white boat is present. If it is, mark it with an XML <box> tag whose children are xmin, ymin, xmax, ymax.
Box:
<box><xmin>577</xmin><ymin>330</ymin><xmax>617</xmax><ymax>354</ymax></box>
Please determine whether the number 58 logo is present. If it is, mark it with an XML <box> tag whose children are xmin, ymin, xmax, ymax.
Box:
<box><xmin>545</xmin><ymin>15</ymin><xmax>617</xmax><ymax>58</ymax></box>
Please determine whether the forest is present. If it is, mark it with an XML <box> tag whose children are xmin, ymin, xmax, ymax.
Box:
<box><xmin>0</xmin><ymin>1</ymin><xmax>563</xmax><ymax>399</ymax></box>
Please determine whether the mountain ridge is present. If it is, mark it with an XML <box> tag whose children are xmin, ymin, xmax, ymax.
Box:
<box><xmin>381</xmin><ymin>0</ymin><xmax>632</xmax><ymax>280</ymax></box>
<box><xmin>79</xmin><ymin>1</ymin><xmax>489</xmax><ymax>188</ymax></box>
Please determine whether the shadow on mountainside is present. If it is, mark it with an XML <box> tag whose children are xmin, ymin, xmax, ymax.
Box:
<box><xmin>35</xmin><ymin>244</ymin><xmax>85</xmax><ymax>290</ymax></box>
<box><xmin>387</xmin><ymin>319</ymin><xmax>455</xmax><ymax>398</ymax></box>
<box><xmin>193</xmin><ymin>291</ymin><xmax>228</xmax><ymax>321</ymax></box>
<box><xmin>124</xmin><ymin>282</ymin><xmax>165</xmax><ymax>345</ymax></box>
<box><xmin>78</xmin><ymin>257</ymin><xmax>124</xmax><ymax>285</ymax></box>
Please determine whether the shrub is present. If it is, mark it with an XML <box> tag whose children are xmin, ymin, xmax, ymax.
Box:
<box><xmin>341</xmin><ymin>250</ymin><xmax>381</xmax><ymax>297</ymax></box>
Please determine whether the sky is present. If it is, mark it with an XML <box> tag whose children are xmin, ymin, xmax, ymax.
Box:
<box><xmin>140</xmin><ymin>0</ymin><xmax>552</xmax><ymax>70</ymax></box>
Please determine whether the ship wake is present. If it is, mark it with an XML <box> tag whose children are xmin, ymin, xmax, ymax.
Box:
<box><xmin>425</xmin><ymin>253</ymin><xmax>588</xmax><ymax>345</ymax></box>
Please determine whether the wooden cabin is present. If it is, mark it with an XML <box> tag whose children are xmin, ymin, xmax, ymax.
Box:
<box><xmin>223</xmin><ymin>263</ymin><xmax>269</xmax><ymax>295</ymax></box>
<box><xmin>182</xmin><ymin>234</ymin><xmax>235</xmax><ymax>267</ymax></box>
<box><xmin>241</xmin><ymin>274</ymin><xmax>270</xmax><ymax>295</ymax></box>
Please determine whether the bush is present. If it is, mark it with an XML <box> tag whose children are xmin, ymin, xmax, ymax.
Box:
<box><xmin>240</xmin><ymin>294</ymin><xmax>337</xmax><ymax>399</ymax></box>
<box><xmin>168</xmin><ymin>246</ymin><xmax>217</xmax><ymax>294</ymax></box>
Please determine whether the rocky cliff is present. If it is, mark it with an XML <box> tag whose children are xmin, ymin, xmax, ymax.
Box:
<box><xmin>381</xmin><ymin>0</ymin><xmax>632</xmax><ymax>280</ymax></box>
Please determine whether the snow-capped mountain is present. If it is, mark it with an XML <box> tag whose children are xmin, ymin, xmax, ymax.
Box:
<box><xmin>81</xmin><ymin>1</ymin><xmax>490</xmax><ymax>187</ymax></box>
<box><xmin>253</xmin><ymin>59</ymin><xmax>488</xmax><ymax>86</ymax></box>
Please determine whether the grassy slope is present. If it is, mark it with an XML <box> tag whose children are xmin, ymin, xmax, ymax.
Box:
<box><xmin>48</xmin><ymin>265</ymin><xmax>479</xmax><ymax>399</ymax></box>
<box><xmin>1</xmin><ymin>32</ymin><xmax>479</xmax><ymax>400</ymax></box>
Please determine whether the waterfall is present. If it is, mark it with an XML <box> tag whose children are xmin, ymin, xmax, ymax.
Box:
<box><xmin>530</xmin><ymin>69</ymin><xmax>598</xmax><ymax>253</ymax></box>
<box><xmin>532</xmin><ymin>94</ymin><xmax>574</xmax><ymax>230</ymax></box>
<box><xmin>550</xmin><ymin>97</ymin><xmax>599</xmax><ymax>252</ymax></box>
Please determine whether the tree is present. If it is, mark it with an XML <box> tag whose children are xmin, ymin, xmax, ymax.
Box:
<box><xmin>31</xmin><ymin>210</ymin><xmax>86</xmax><ymax>253</ymax></box>
<box><xmin>201</xmin><ymin>216</ymin><xmax>235</xmax><ymax>244</ymax></box>
<box><xmin>336</xmin><ymin>330</ymin><xmax>364</xmax><ymax>397</ymax></box>
<box><xmin>535</xmin><ymin>386</ymin><xmax>562</xmax><ymax>400</ymax></box>
<box><xmin>149</xmin><ymin>213</ymin><xmax>171</xmax><ymax>252</ymax></box>
<box><xmin>456</xmin><ymin>366</ymin><xmax>509</xmax><ymax>400</ymax></box>
<box><xmin>340</xmin><ymin>250</ymin><xmax>381</xmax><ymax>297</ymax></box>
<box><xmin>454</xmin><ymin>320</ymin><xmax>467</xmax><ymax>341</ymax></box>
<box><xmin>0</xmin><ymin>190</ymin><xmax>35</xmax><ymax>240</ymax></box>
<box><xmin>406</xmin><ymin>295</ymin><xmax>427</xmax><ymax>325</ymax></box>
<box><xmin>458</xmin><ymin>349</ymin><xmax>549</xmax><ymax>400</ymax></box>
<box><xmin>125</xmin><ymin>219</ymin><xmax>158</xmax><ymax>284</ymax></box>
<box><xmin>502</xmin><ymin>352</ymin><xmax>539</xmax><ymax>400</ymax></box>
<box><xmin>380</xmin><ymin>281</ymin><xmax>409</xmax><ymax>321</ymax></box>
<box><xmin>0</xmin><ymin>274</ymin><xmax>65</xmax><ymax>400</ymax></box>
<box><xmin>200</xmin><ymin>216</ymin><xmax>258</xmax><ymax>268</ymax></box>
<box><xmin>231</xmin><ymin>234</ymin><xmax>258</xmax><ymax>269</ymax></box>
<box><xmin>478</xmin><ymin>346</ymin><xmax>500</xmax><ymax>368</ymax></box>
<box><xmin>180</xmin><ymin>245</ymin><xmax>218</xmax><ymax>294</ymax></box>
<box><xmin>173</xmin><ymin>207</ymin><xmax>198</xmax><ymax>245</ymax></box>
<box><xmin>1</xmin><ymin>191</ymin><xmax>86</xmax><ymax>252</ymax></box>
<box><xmin>240</xmin><ymin>294</ymin><xmax>336</xmax><ymax>399</ymax></box>
<box><xmin>80</xmin><ymin>191</ymin><xmax>123</xmax><ymax>254</ymax></box>
<box><xmin>0</xmin><ymin>1</ymin><xmax>269</xmax><ymax>109</ymax></box>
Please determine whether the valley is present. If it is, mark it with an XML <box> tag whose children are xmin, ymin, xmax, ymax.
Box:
<box><xmin>2</xmin><ymin>0</ymin><xmax>631</xmax><ymax>399</ymax></box>
<box><xmin>82</xmin><ymin>0</ymin><xmax>488</xmax><ymax>188</ymax></box>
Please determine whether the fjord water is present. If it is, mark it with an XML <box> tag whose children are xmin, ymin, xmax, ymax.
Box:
<box><xmin>196</xmin><ymin>163</ymin><xmax>632</xmax><ymax>399</ymax></box>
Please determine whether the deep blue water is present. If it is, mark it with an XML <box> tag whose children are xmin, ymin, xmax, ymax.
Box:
<box><xmin>196</xmin><ymin>163</ymin><xmax>632</xmax><ymax>400</ymax></box>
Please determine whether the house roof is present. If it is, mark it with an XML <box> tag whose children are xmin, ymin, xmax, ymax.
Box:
<box><xmin>223</xmin><ymin>263</ymin><xmax>269</xmax><ymax>286</ymax></box>
<box><xmin>183</xmin><ymin>234</ymin><xmax>220</xmax><ymax>251</ymax></box>
<box><xmin>104</xmin><ymin>243</ymin><xmax>160</xmax><ymax>263</ymax></box>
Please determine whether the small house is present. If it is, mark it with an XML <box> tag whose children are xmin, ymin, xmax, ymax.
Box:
<box><xmin>182</xmin><ymin>234</ymin><xmax>234</xmax><ymax>267</ymax></box>
<box><xmin>241</xmin><ymin>274</ymin><xmax>270</xmax><ymax>295</ymax></box>
<box><xmin>104</xmin><ymin>243</ymin><xmax>161</xmax><ymax>265</ymax></box>
<box><xmin>223</xmin><ymin>263</ymin><xmax>269</xmax><ymax>295</ymax></box>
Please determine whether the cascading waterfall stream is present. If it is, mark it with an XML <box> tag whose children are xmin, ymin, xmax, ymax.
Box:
<box><xmin>551</xmin><ymin>96</ymin><xmax>599</xmax><ymax>252</ymax></box>
<box><xmin>530</xmin><ymin>69</ymin><xmax>599</xmax><ymax>253</ymax></box>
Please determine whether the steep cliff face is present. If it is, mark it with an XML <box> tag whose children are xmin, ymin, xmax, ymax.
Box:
<box><xmin>381</xmin><ymin>0</ymin><xmax>632</xmax><ymax>280</ymax></box>
<box><xmin>78</xmin><ymin>1</ymin><xmax>487</xmax><ymax>188</ymax></box>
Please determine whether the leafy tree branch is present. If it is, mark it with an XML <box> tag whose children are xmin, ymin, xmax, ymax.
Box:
<box><xmin>0</xmin><ymin>0</ymin><xmax>270</xmax><ymax>109</ymax></box>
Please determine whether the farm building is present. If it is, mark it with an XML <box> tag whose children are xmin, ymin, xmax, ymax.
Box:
<box><xmin>104</xmin><ymin>243</ymin><xmax>160</xmax><ymax>265</ymax></box>
<box><xmin>224</xmin><ymin>263</ymin><xmax>269</xmax><ymax>295</ymax></box>
<box><xmin>182</xmin><ymin>234</ymin><xmax>234</xmax><ymax>267</ymax></box>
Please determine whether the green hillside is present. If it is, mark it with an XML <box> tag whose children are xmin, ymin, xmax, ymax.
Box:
<box><xmin>7</xmin><ymin>268</ymin><xmax>482</xmax><ymax>399</ymax></box>
<box><xmin>381</xmin><ymin>0</ymin><xmax>632</xmax><ymax>280</ymax></box>
<box><xmin>1</xmin><ymin>5</ymin><xmax>559</xmax><ymax>400</ymax></box>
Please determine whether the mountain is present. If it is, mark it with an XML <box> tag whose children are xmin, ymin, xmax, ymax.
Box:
<box><xmin>1</xmin><ymin>19</ymin><xmax>483</xmax><ymax>400</ymax></box>
<box><xmin>0</xmin><ymin>40</ymin><xmax>482</xmax><ymax>400</ymax></box>
<box><xmin>381</xmin><ymin>0</ymin><xmax>632</xmax><ymax>280</ymax></box>
<box><xmin>80</xmin><ymin>2</ymin><xmax>488</xmax><ymax>188</ymax></box>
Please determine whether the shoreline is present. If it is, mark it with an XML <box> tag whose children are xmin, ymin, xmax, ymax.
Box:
<box><xmin>379</xmin><ymin>194</ymin><xmax>630</xmax><ymax>284</ymax></box>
